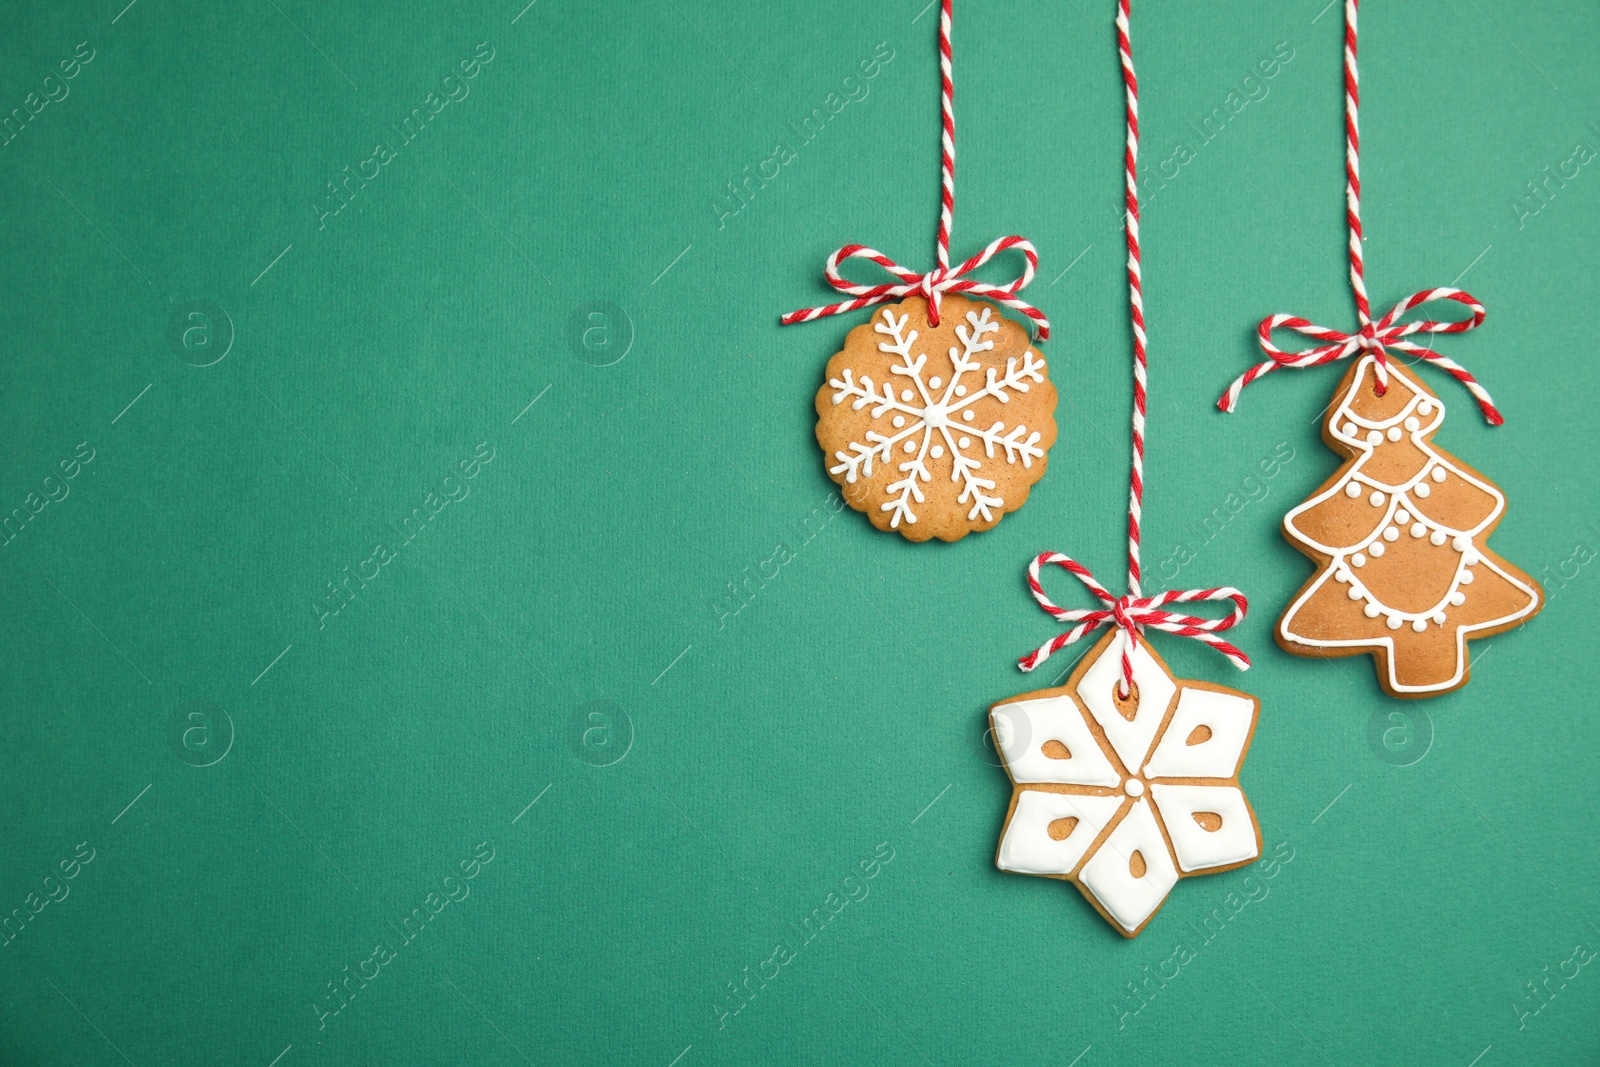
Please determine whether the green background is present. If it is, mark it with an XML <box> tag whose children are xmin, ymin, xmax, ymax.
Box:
<box><xmin>1</xmin><ymin>0</ymin><xmax>1596</xmax><ymax>1063</ymax></box>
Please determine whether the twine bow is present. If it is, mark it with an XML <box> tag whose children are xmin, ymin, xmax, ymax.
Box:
<box><xmin>1018</xmin><ymin>553</ymin><xmax>1250</xmax><ymax>694</ymax></box>
<box><xmin>780</xmin><ymin>237</ymin><xmax>1050</xmax><ymax>339</ymax></box>
<box><xmin>1218</xmin><ymin>288</ymin><xmax>1502</xmax><ymax>426</ymax></box>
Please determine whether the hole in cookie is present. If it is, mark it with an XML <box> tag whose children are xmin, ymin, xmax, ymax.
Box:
<box><xmin>1112</xmin><ymin>680</ymin><xmax>1141</xmax><ymax>722</ymax></box>
<box><xmin>1129</xmin><ymin>850</ymin><xmax>1147</xmax><ymax>879</ymax></box>
<box><xmin>1047</xmin><ymin>816</ymin><xmax>1079</xmax><ymax>841</ymax></box>
<box><xmin>1041</xmin><ymin>740</ymin><xmax>1072</xmax><ymax>760</ymax></box>
<box><xmin>1185</xmin><ymin>724</ymin><xmax>1213</xmax><ymax>747</ymax></box>
<box><xmin>1193</xmin><ymin>811</ymin><xmax>1223</xmax><ymax>833</ymax></box>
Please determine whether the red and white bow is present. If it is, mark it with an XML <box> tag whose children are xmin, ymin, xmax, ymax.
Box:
<box><xmin>781</xmin><ymin>237</ymin><xmax>1049</xmax><ymax>339</ymax></box>
<box><xmin>1018</xmin><ymin>553</ymin><xmax>1250</xmax><ymax>692</ymax></box>
<box><xmin>1218</xmin><ymin>287</ymin><xmax>1502</xmax><ymax>425</ymax></box>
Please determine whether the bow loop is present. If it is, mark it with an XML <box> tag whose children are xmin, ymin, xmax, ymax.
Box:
<box><xmin>781</xmin><ymin>235</ymin><xmax>1050</xmax><ymax>339</ymax></box>
<box><xmin>1017</xmin><ymin>553</ymin><xmax>1251</xmax><ymax>690</ymax></box>
<box><xmin>1219</xmin><ymin>287</ymin><xmax>1502</xmax><ymax>425</ymax></box>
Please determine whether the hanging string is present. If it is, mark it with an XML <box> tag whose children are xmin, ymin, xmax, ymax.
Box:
<box><xmin>781</xmin><ymin>0</ymin><xmax>1050</xmax><ymax>338</ymax></box>
<box><xmin>1019</xmin><ymin>0</ymin><xmax>1249</xmax><ymax>693</ymax></box>
<box><xmin>1218</xmin><ymin>0</ymin><xmax>1502</xmax><ymax>424</ymax></box>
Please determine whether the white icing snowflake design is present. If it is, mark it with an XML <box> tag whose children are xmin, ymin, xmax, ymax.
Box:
<box><xmin>991</xmin><ymin>631</ymin><xmax>1262</xmax><ymax>937</ymax></box>
<box><xmin>827</xmin><ymin>306</ymin><xmax>1047</xmax><ymax>529</ymax></box>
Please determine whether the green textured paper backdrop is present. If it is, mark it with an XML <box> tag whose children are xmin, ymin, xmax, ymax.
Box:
<box><xmin>1</xmin><ymin>0</ymin><xmax>1596</xmax><ymax>1064</ymax></box>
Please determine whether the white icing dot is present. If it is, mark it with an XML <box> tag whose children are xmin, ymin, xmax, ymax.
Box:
<box><xmin>1386</xmin><ymin>615</ymin><xmax>1403</xmax><ymax>630</ymax></box>
<box><xmin>1345</xmin><ymin>482</ymin><xmax>1362</xmax><ymax>499</ymax></box>
<box><xmin>1363</xmin><ymin>603</ymin><xmax>1381</xmax><ymax>618</ymax></box>
<box><xmin>1430</xmin><ymin>530</ymin><xmax>1447</xmax><ymax>546</ymax></box>
<box><xmin>1343</xmin><ymin>421</ymin><xmax>1358</xmax><ymax>437</ymax></box>
<box><xmin>930</xmin><ymin>445</ymin><xmax>945</xmax><ymax>459</ymax></box>
<box><xmin>1418</xmin><ymin>400</ymin><xmax>1435</xmax><ymax>415</ymax></box>
<box><xmin>1459</xmin><ymin>569</ymin><xmax>1474</xmax><ymax>585</ymax></box>
<box><xmin>958</xmin><ymin>436</ymin><xmax>971</xmax><ymax>449</ymax></box>
<box><xmin>1464</xmin><ymin>549</ymin><xmax>1481</xmax><ymax>566</ymax></box>
<box><xmin>962</xmin><ymin>410</ymin><xmax>975</xmax><ymax>422</ymax></box>
<box><xmin>1410</xmin><ymin>522</ymin><xmax>1427</xmax><ymax>538</ymax></box>
<box><xmin>1386</xmin><ymin>426</ymin><xmax>1403</xmax><ymax>441</ymax></box>
<box><xmin>901</xmin><ymin>389</ymin><xmax>914</xmax><ymax>401</ymax></box>
<box><xmin>1396</xmin><ymin>509</ymin><xmax>1411</xmax><ymax>523</ymax></box>
<box><xmin>1335</xmin><ymin>568</ymin><xmax>1350</xmax><ymax>583</ymax></box>
<box><xmin>1449</xmin><ymin>591</ymin><xmax>1466</xmax><ymax>606</ymax></box>
<box><xmin>1411</xmin><ymin>618</ymin><xmax>1428</xmax><ymax>632</ymax></box>
<box><xmin>1432</xmin><ymin>467</ymin><xmax>1447</xmax><ymax>483</ymax></box>
<box><xmin>1366</xmin><ymin>430</ymin><xmax>1384</xmax><ymax>445</ymax></box>
<box><xmin>1124</xmin><ymin>778</ymin><xmax>1145</xmax><ymax>797</ymax></box>
<box><xmin>1432</xmin><ymin>611</ymin><xmax>1446</xmax><ymax>624</ymax></box>
<box><xmin>955</xmin><ymin>385</ymin><xmax>968</xmax><ymax>396</ymax></box>
<box><xmin>1404</xmin><ymin>417</ymin><xmax>1420</xmax><ymax>431</ymax></box>
<box><xmin>1369</xmin><ymin>541</ymin><xmax>1385</xmax><ymax>558</ymax></box>
<box><xmin>903</xmin><ymin>440</ymin><xmax>917</xmax><ymax>453</ymax></box>
<box><xmin>1451</xmin><ymin>535</ymin><xmax>1470</xmax><ymax>552</ymax></box>
<box><xmin>1414</xmin><ymin>482</ymin><xmax>1431</xmax><ymax>498</ymax></box>
<box><xmin>929</xmin><ymin>376</ymin><xmax>943</xmax><ymax>389</ymax></box>
<box><xmin>1383</xmin><ymin>527</ymin><xmax>1399</xmax><ymax>542</ymax></box>
<box><xmin>1352</xmin><ymin>553</ymin><xmax>1367</xmax><ymax>567</ymax></box>
<box><xmin>892</xmin><ymin>415</ymin><xmax>906</xmax><ymax>428</ymax></box>
<box><xmin>1347</xmin><ymin>586</ymin><xmax>1362</xmax><ymax>600</ymax></box>
<box><xmin>1370</xmin><ymin>491</ymin><xmax>1385</xmax><ymax>507</ymax></box>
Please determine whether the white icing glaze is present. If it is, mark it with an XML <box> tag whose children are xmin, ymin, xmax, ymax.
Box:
<box><xmin>992</xmin><ymin>635</ymin><xmax>1263</xmax><ymax>933</ymax></box>
<box><xmin>1149</xmin><ymin>784</ymin><xmax>1259</xmax><ymax>872</ymax></box>
<box><xmin>996</xmin><ymin>790</ymin><xmax>1124</xmax><ymax>875</ymax></box>
<box><xmin>990</xmin><ymin>697</ymin><xmax>1120</xmax><ymax>786</ymax></box>
<box><xmin>827</xmin><ymin>306</ymin><xmax>1047</xmax><ymax>528</ymax></box>
<box><xmin>1079</xmin><ymin>800</ymin><xmax>1179</xmax><ymax>932</ymax></box>
<box><xmin>1076</xmin><ymin>631</ymin><xmax>1176</xmax><ymax>772</ymax></box>
<box><xmin>1142</xmin><ymin>687</ymin><xmax>1255</xmax><ymax>778</ymax></box>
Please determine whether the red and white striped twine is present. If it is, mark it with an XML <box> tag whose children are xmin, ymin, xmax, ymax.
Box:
<box><xmin>1218</xmin><ymin>0</ymin><xmax>1503</xmax><ymax>425</ymax></box>
<box><xmin>1019</xmin><ymin>0</ymin><xmax>1250</xmax><ymax>692</ymax></box>
<box><xmin>780</xmin><ymin>0</ymin><xmax>1049</xmax><ymax>339</ymax></box>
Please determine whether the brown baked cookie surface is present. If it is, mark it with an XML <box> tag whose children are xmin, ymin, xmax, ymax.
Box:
<box><xmin>1278</xmin><ymin>356</ymin><xmax>1542</xmax><ymax>697</ymax></box>
<box><xmin>815</xmin><ymin>294</ymin><xmax>1057</xmax><ymax>542</ymax></box>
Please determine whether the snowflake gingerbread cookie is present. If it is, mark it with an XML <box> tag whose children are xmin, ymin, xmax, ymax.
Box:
<box><xmin>1277</xmin><ymin>355</ymin><xmax>1542</xmax><ymax>696</ymax></box>
<box><xmin>991</xmin><ymin>629</ymin><xmax>1262</xmax><ymax>938</ymax></box>
<box><xmin>816</xmin><ymin>294</ymin><xmax>1058</xmax><ymax>542</ymax></box>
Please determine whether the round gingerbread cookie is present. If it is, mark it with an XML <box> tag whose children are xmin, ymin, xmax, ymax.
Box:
<box><xmin>815</xmin><ymin>294</ymin><xmax>1058</xmax><ymax>542</ymax></box>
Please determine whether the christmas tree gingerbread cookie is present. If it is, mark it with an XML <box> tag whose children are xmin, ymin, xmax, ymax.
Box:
<box><xmin>815</xmin><ymin>293</ymin><xmax>1057</xmax><ymax>542</ymax></box>
<box><xmin>1278</xmin><ymin>355</ymin><xmax>1542</xmax><ymax>697</ymax></box>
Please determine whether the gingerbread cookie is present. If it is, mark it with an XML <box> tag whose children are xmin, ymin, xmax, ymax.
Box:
<box><xmin>1278</xmin><ymin>355</ymin><xmax>1542</xmax><ymax>697</ymax></box>
<box><xmin>990</xmin><ymin>629</ymin><xmax>1262</xmax><ymax>938</ymax></box>
<box><xmin>815</xmin><ymin>294</ymin><xmax>1057</xmax><ymax>542</ymax></box>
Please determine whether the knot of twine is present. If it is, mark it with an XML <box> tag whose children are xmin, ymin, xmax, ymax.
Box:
<box><xmin>1218</xmin><ymin>288</ymin><xmax>1501</xmax><ymax>425</ymax></box>
<box><xmin>780</xmin><ymin>237</ymin><xmax>1049</xmax><ymax>338</ymax></box>
<box><xmin>1018</xmin><ymin>553</ymin><xmax>1250</xmax><ymax>694</ymax></box>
